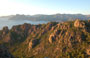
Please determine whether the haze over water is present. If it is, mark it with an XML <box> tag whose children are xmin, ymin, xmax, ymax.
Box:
<box><xmin>0</xmin><ymin>18</ymin><xmax>48</xmax><ymax>30</ymax></box>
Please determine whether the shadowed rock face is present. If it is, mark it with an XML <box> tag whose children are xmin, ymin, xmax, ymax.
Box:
<box><xmin>0</xmin><ymin>44</ymin><xmax>14</xmax><ymax>58</ymax></box>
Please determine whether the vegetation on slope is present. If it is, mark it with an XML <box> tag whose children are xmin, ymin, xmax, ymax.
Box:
<box><xmin>0</xmin><ymin>19</ymin><xmax>90</xmax><ymax>58</ymax></box>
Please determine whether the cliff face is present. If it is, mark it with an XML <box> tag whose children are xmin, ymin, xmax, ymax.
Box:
<box><xmin>0</xmin><ymin>20</ymin><xmax>90</xmax><ymax>58</ymax></box>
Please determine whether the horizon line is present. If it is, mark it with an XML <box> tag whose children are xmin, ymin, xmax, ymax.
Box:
<box><xmin>0</xmin><ymin>13</ymin><xmax>90</xmax><ymax>17</ymax></box>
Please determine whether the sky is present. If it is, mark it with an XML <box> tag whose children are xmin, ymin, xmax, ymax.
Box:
<box><xmin>0</xmin><ymin>0</ymin><xmax>90</xmax><ymax>16</ymax></box>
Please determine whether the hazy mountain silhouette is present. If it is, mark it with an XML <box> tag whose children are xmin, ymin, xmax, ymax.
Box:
<box><xmin>0</xmin><ymin>14</ymin><xmax>90</xmax><ymax>22</ymax></box>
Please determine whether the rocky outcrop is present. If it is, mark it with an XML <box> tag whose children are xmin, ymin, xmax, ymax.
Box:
<box><xmin>0</xmin><ymin>26</ymin><xmax>9</xmax><ymax>38</ymax></box>
<box><xmin>3</xmin><ymin>33</ymin><xmax>13</xmax><ymax>43</ymax></box>
<box><xmin>2</xmin><ymin>26</ymin><xmax>9</xmax><ymax>35</ymax></box>
<box><xmin>86</xmin><ymin>46</ymin><xmax>90</xmax><ymax>56</ymax></box>
<box><xmin>49</xmin><ymin>29</ymin><xmax>61</xmax><ymax>43</ymax></box>
<box><xmin>74</xmin><ymin>19</ymin><xmax>85</xmax><ymax>28</ymax></box>
<box><xmin>28</xmin><ymin>39</ymin><xmax>39</xmax><ymax>50</ymax></box>
<box><xmin>49</xmin><ymin>34</ymin><xmax>56</xmax><ymax>43</ymax></box>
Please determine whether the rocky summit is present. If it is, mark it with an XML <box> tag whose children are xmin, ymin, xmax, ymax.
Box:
<box><xmin>1</xmin><ymin>19</ymin><xmax>90</xmax><ymax>58</ymax></box>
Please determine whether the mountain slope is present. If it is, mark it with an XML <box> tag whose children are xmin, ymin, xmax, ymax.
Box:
<box><xmin>0</xmin><ymin>44</ymin><xmax>14</xmax><ymax>58</ymax></box>
<box><xmin>0</xmin><ymin>19</ymin><xmax>90</xmax><ymax>58</ymax></box>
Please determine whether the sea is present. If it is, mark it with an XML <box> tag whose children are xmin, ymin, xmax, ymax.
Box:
<box><xmin>0</xmin><ymin>18</ymin><xmax>48</xmax><ymax>30</ymax></box>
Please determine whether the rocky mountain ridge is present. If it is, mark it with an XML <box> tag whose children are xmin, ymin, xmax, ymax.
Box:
<box><xmin>0</xmin><ymin>19</ymin><xmax>90</xmax><ymax>58</ymax></box>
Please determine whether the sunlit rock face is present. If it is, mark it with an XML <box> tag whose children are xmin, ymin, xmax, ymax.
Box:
<box><xmin>49</xmin><ymin>34</ymin><xmax>56</xmax><ymax>43</ymax></box>
<box><xmin>74</xmin><ymin>19</ymin><xmax>85</xmax><ymax>28</ymax></box>
<box><xmin>28</xmin><ymin>39</ymin><xmax>39</xmax><ymax>50</ymax></box>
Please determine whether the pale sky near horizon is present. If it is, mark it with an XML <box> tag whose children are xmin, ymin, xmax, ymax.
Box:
<box><xmin>0</xmin><ymin>0</ymin><xmax>90</xmax><ymax>16</ymax></box>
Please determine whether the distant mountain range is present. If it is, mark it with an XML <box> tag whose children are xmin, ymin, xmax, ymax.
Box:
<box><xmin>0</xmin><ymin>14</ymin><xmax>90</xmax><ymax>22</ymax></box>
